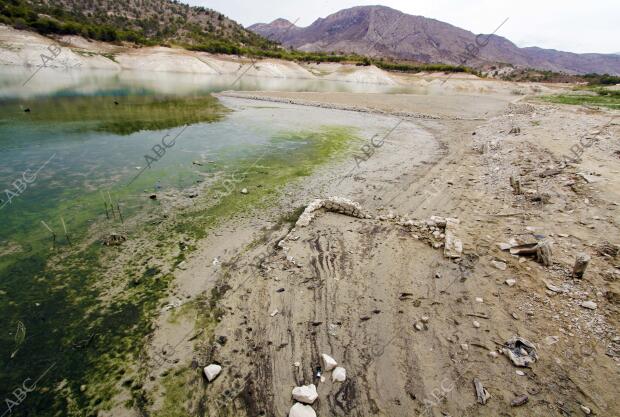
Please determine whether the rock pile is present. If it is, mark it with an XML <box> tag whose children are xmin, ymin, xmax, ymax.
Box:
<box><xmin>296</xmin><ymin>197</ymin><xmax>369</xmax><ymax>227</ymax></box>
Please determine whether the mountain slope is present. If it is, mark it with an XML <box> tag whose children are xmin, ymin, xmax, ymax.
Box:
<box><xmin>0</xmin><ymin>0</ymin><xmax>273</xmax><ymax>50</ymax></box>
<box><xmin>249</xmin><ymin>6</ymin><xmax>620</xmax><ymax>75</ymax></box>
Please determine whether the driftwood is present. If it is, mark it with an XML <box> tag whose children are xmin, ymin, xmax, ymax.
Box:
<box><xmin>473</xmin><ymin>378</ymin><xmax>491</xmax><ymax>404</ymax></box>
<box><xmin>510</xmin><ymin>241</ymin><xmax>552</xmax><ymax>266</ymax></box>
<box><xmin>510</xmin><ymin>176</ymin><xmax>521</xmax><ymax>194</ymax></box>
<box><xmin>573</xmin><ymin>253</ymin><xmax>591</xmax><ymax>279</ymax></box>
<box><xmin>536</xmin><ymin>241</ymin><xmax>553</xmax><ymax>266</ymax></box>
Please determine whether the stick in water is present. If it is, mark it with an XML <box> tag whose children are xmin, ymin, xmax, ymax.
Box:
<box><xmin>60</xmin><ymin>216</ymin><xmax>71</xmax><ymax>246</ymax></box>
<box><xmin>116</xmin><ymin>202</ymin><xmax>124</xmax><ymax>224</ymax></box>
<box><xmin>41</xmin><ymin>220</ymin><xmax>57</xmax><ymax>249</ymax></box>
<box><xmin>107</xmin><ymin>191</ymin><xmax>117</xmax><ymax>220</ymax></box>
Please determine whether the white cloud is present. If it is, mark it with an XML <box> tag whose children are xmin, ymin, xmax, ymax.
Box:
<box><xmin>188</xmin><ymin>0</ymin><xmax>620</xmax><ymax>54</ymax></box>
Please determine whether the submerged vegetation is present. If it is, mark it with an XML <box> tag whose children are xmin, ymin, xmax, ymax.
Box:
<box><xmin>0</xmin><ymin>97</ymin><xmax>359</xmax><ymax>416</ymax></box>
<box><xmin>0</xmin><ymin>95</ymin><xmax>229</xmax><ymax>135</ymax></box>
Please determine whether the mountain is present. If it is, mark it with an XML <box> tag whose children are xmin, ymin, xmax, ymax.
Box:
<box><xmin>249</xmin><ymin>6</ymin><xmax>620</xmax><ymax>75</ymax></box>
<box><xmin>0</xmin><ymin>0</ymin><xmax>273</xmax><ymax>50</ymax></box>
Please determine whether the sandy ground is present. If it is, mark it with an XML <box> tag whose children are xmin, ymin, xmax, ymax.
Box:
<box><xmin>127</xmin><ymin>88</ymin><xmax>620</xmax><ymax>417</ymax></box>
<box><xmin>2</xmin><ymin>24</ymin><xmax>617</xmax><ymax>417</ymax></box>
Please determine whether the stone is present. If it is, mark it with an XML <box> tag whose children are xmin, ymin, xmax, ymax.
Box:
<box><xmin>461</xmin><ymin>343</ymin><xmax>469</xmax><ymax>351</ymax></box>
<box><xmin>511</xmin><ymin>395</ymin><xmax>529</xmax><ymax>406</ymax></box>
<box><xmin>322</xmin><ymin>353</ymin><xmax>337</xmax><ymax>371</ymax></box>
<box><xmin>203</xmin><ymin>364</ymin><xmax>221</xmax><ymax>382</ymax></box>
<box><xmin>291</xmin><ymin>384</ymin><xmax>318</xmax><ymax>404</ymax></box>
<box><xmin>503</xmin><ymin>336</ymin><xmax>538</xmax><ymax>367</ymax></box>
<box><xmin>289</xmin><ymin>403</ymin><xmax>316</xmax><ymax>417</ymax></box>
<box><xmin>580</xmin><ymin>405</ymin><xmax>591</xmax><ymax>415</ymax></box>
<box><xmin>488</xmin><ymin>351</ymin><xmax>498</xmax><ymax>358</ymax></box>
<box><xmin>516</xmin><ymin>370</ymin><xmax>525</xmax><ymax>376</ymax></box>
<box><xmin>332</xmin><ymin>366</ymin><xmax>346</xmax><ymax>382</ymax></box>
<box><xmin>544</xmin><ymin>336</ymin><xmax>559</xmax><ymax>345</ymax></box>
<box><xmin>475</xmin><ymin>297</ymin><xmax>484</xmax><ymax>303</ymax></box>
<box><xmin>296</xmin><ymin>197</ymin><xmax>366</xmax><ymax>227</ymax></box>
<box><xmin>498</xmin><ymin>242</ymin><xmax>512</xmax><ymax>250</ymax></box>
<box><xmin>444</xmin><ymin>218</ymin><xmax>463</xmax><ymax>259</ymax></box>
<box><xmin>505</xmin><ymin>279</ymin><xmax>516</xmax><ymax>287</ymax></box>
<box><xmin>473</xmin><ymin>320</ymin><xmax>481</xmax><ymax>328</ymax></box>
<box><xmin>491</xmin><ymin>260</ymin><xmax>507</xmax><ymax>271</ymax></box>
<box><xmin>580</xmin><ymin>301</ymin><xmax>597</xmax><ymax>310</ymax></box>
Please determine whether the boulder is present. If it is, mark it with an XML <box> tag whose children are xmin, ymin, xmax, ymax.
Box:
<box><xmin>322</xmin><ymin>353</ymin><xmax>337</xmax><ymax>371</ymax></box>
<box><xmin>203</xmin><ymin>364</ymin><xmax>222</xmax><ymax>382</ymax></box>
<box><xmin>289</xmin><ymin>403</ymin><xmax>316</xmax><ymax>417</ymax></box>
<box><xmin>291</xmin><ymin>384</ymin><xmax>318</xmax><ymax>404</ymax></box>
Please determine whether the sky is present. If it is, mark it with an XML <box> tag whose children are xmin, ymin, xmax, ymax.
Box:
<box><xmin>186</xmin><ymin>0</ymin><xmax>620</xmax><ymax>54</ymax></box>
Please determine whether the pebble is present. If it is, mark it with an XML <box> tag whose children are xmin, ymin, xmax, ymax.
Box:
<box><xmin>544</xmin><ymin>336</ymin><xmax>559</xmax><ymax>345</ymax></box>
<box><xmin>461</xmin><ymin>343</ymin><xmax>469</xmax><ymax>351</ymax></box>
<box><xmin>580</xmin><ymin>301</ymin><xmax>598</xmax><ymax>310</ymax></box>
<box><xmin>240</xmin><ymin>188</ymin><xmax>248</xmax><ymax>194</ymax></box>
<box><xmin>473</xmin><ymin>320</ymin><xmax>481</xmax><ymax>328</ymax></box>
<box><xmin>475</xmin><ymin>297</ymin><xmax>484</xmax><ymax>303</ymax></box>
<box><xmin>580</xmin><ymin>405</ymin><xmax>591</xmax><ymax>415</ymax></box>
<box><xmin>516</xmin><ymin>370</ymin><xmax>525</xmax><ymax>376</ymax></box>
<box><xmin>505</xmin><ymin>278</ymin><xmax>516</xmax><ymax>287</ymax></box>
<box><xmin>332</xmin><ymin>367</ymin><xmax>346</xmax><ymax>382</ymax></box>
<box><xmin>292</xmin><ymin>384</ymin><xmax>318</xmax><ymax>404</ymax></box>
<box><xmin>511</xmin><ymin>395</ymin><xmax>529</xmax><ymax>406</ymax></box>
<box><xmin>488</xmin><ymin>351</ymin><xmax>498</xmax><ymax>358</ymax></box>
<box><xmin>321</xmin><ymin>353</ymin><xmax>337</xmax><ymax>371</ymax></box>
<box><xmin>289</xmin><ymin>403</ymin><xmax>317</xmax><ymax>417</ymax></box>
<box><xmin>491</xmin><ymin>260</ymin><xmax>507</xmax><ymax>271</ymax></box>
<box><xmin>203</xmin><ymin>364</ymin><xmax>222</xmax><ymax>382</ymax></box>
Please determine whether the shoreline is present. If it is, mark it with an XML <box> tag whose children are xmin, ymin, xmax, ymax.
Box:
<box><xmin>137</xmin><ymin>91</ymin><xmax>620</xmax><ymax>417</ymax></box>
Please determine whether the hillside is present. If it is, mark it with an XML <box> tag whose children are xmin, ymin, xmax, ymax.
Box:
<box><xmin>249</xmin><ymin>5</ymin><xmax>620</xmax><ymax>75</ymax></box>
<box><xmin>0</xmin><ymin>0</ymin><xmax>274</xmax><ymax>52</ymax></box>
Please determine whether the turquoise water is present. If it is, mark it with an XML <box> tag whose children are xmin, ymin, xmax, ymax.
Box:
<box><xmin>0</xmin><ymin>67</ymin><xmax>405</xmax><ymax>416</ymax></box>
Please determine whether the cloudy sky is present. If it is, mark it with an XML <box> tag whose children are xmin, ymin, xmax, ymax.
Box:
<box><xmin>187</xmin><ymin>0</ymin><xmax>619</xmax><ymax>54</ymax></box>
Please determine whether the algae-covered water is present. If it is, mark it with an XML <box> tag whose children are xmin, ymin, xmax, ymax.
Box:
<box><xmin>0</xmin><ymin>69</ymin><xmax>400</xmax><ymax>416</ymax></box>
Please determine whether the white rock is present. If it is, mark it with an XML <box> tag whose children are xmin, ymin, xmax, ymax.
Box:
<box><xmin>475</xmin><ymin>297</ymin><xmax>484</xmax><ymax>303</ymax></box>
<box><xmin>203</xmin><ymin>364</ymin><xmax>221</xmax><ymax>382</ymax></box>
<box><xmin>270</xmin><ymin>309</ymin><xmax>279</xmax><ymax>317</ymax></box>
<box><xmin>322</xmin><ymin>353</ymin><xmax>337</xmax><ymax>371</ymax></box>
<box><xmin>505</xmin><ymin>278</ymin><xmax>516</xmax><ymax>287</ymax></box>
<box><xmin>444</xmin><ymin>218</ymin><xmax>463</xmax><ymax>258</ymax></box>
<box><xmin>580</xmin><ymin>301</ymin><xmax>597</xmax><ymax>310</ymax></box>
<box><xmin>491</xmin><ymin>260</ymin><xmax>507</xmax><ymax>271</ymax></box>
<box><xmin>473</xmin><ymin>320</ymin><xmax>481</xmax><ymax>328</ymax></box>
<box><xmin>580</xmin><ymin>405</ymin><xmax>591</xmax><ymax>414</ymax></box>
<box><xmin>516</xmin><ymin>370</ymin><xmax>525</xmax><ymax>376</ymax></box>
<box><xmin>289</xmin><ymin>403</ymin><xmax>316</xmax><ymax>417</ymax></box>
<box><xmin>292</xmin><ymin>384</ymin><xmax>318</xmax><ymax>404</ymax></box>
<box><xmin>240</xmin><ymin>188</ymin><xmax>248</xmax><ymax>194</ymax></box>
<box><xmin>498</xmin><ymin>242</ymin><xmax>512</xmax><ymax>250</ymax></box>
<box><xmin>332</xmin><ymin>366</ymin><xmax>346</xmax><ymax>382</ymax></box>
<box><xmin>544</xmin><ymin>336</ymin><xmax>559</xmax><ymax>345</ymax></box>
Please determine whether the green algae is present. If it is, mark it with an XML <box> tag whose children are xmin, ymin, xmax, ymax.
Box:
<box><xmin>0</xmin><ymin>122</ymin><xmax>359</xmax><ymax>417</ymax></box>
